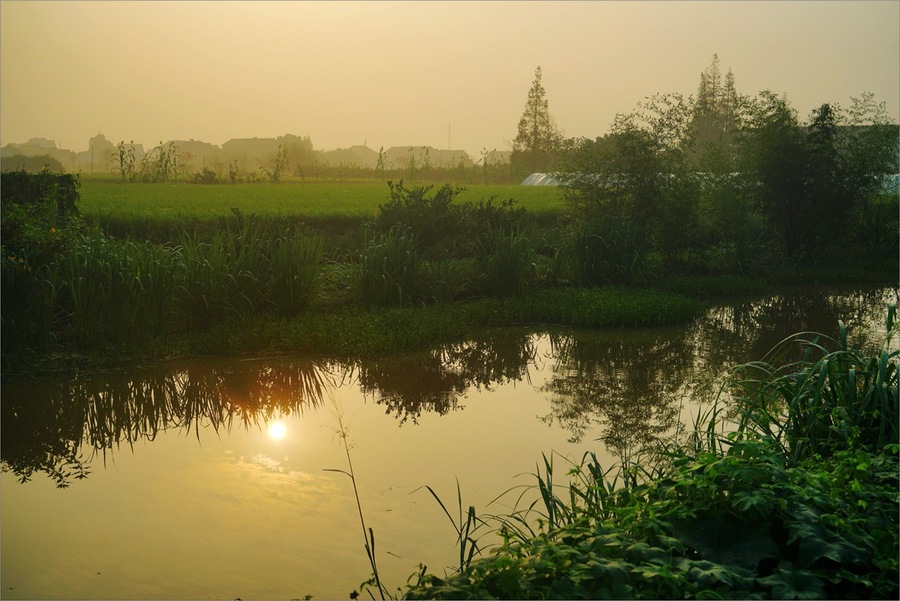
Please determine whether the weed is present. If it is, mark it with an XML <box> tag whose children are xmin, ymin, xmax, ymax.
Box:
<box><xmin>324</xmin><ymin>399</ymin><xmax>393</xmax><ymax>600</ymax></box>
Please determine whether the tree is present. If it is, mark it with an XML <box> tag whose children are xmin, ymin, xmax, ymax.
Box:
<box><xmin>738</xmin><ymin>91</ymin><xmax>898</xmax><ymax>258</ymax></box>
<box><xmin>559</xmin><ymin>93</ymin><xmax>700</xmax><ymax>282</ymax></box>
<box><xmin>511</xmin><ymin>66</ymin><xmax>563</xmax><ymax>177</ymax></box>
<box><xmin>691</xmin><ymin>54</ymin><xmax>741</xmax><ymax>169</ymax></box>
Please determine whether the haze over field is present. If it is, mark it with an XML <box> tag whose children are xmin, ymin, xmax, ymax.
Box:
<box><xmin>1</xmin><ymin>0</ymin><xmax>898</xmax><ymax>155</ymax></box>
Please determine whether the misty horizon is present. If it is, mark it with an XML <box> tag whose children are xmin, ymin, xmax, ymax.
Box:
<box><xmin>2</xmin><ymin>1</ymin><xmax>897</xmax><ymax>159</ymax></box>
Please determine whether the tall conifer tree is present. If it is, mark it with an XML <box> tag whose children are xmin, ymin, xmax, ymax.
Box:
<box><xmin>512</xmin><ymin>66</ymin><xmax>563</xmax><ymax>176</ymax></box>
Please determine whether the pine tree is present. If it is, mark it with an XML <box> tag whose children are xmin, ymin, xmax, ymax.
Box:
<box><xmin>512</xmin><ymin>66</ymin><xmax>563</xmax><ymax>176</ymax></box>
<box><xmin>691</xmin><ymin>54</ymin><xmax>740</xmax><ymax>167</ymax></box>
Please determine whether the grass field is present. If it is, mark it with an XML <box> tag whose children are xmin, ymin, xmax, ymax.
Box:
<box><xmin>77</xmin><ymin>179</ymin><xmax>566</xmax><ymax>220</ymax></box>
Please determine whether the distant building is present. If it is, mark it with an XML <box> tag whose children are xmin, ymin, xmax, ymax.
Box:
<box><xmin>481</xmin><ymin>150</ymin><xmax>511</xmax><ymax>165</ymax></box>
<box><xmin>384</xmin><ymin>146</ymin><xmax>472</xmax><ymax>170</ymax></box>
<box><xmin>319</xmin><ymin>145</ymin><xmax>379</xmax><ymax>168</ymax></box>
<box><xmin>168</xmin><ymin>139</ymin><xmax>220</xmax><ymax>172</ymax></box>
<box><xmin>25</xmin><ymin>137</ymin><xmax>57</xmax><ymax>149</ymax></box>
<box><xmin>221</xmin><ymin>137</ymin><xmax>281</xmax><ymax>157</ymax></box>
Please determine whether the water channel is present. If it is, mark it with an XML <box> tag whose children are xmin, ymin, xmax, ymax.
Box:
<box><xmin>1</xmin><ymin>286</ymin><xmax>896</xmax><ymax>600</ymax></box>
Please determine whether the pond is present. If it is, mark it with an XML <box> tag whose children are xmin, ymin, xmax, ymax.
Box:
<box><xmin>1</xmin><ymin>286</ymin><xmax>895</xmax><ymax>600</ymax></box>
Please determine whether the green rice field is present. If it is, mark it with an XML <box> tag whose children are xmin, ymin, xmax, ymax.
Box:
<box><xmin>77</xmin><ymin>179</ymin><xmax>566</xmax><ymax>220</ymax></box>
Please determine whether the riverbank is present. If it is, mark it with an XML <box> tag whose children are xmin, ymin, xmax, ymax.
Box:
<box><xmin>4</xmin><ymin>270</ymin><xmax>896</xmax><ymax>378</ymax></box>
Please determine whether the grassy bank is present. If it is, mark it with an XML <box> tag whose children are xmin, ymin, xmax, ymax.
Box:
<box><xmin>177</xmin><ymin>286</ymin><xmax>705</xmax><ymax>360</ymax></box>
<box><xmin>2</xmin><ymin>174</ymin><xmax>896</xmax><ymax>373</ymax></box>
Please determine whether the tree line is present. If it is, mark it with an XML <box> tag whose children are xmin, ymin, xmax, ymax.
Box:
<box><xmin>513</xmin><ymin>55</ymin><xmax>899</xmax><ymax>263</ymax></box>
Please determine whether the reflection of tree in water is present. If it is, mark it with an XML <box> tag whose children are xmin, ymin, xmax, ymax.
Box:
<box><xmin>538</xmin><ymin>288</ymin><xmax>894</xmax><ymax>460</ymax></box>
<box><xmin>539</xmin><ymin>330</ymin><xmax>689</xmax><ymax>459</ymax></box>
<box><xmin>358</xmin><ymin>328</ymin><xmax>536</xmax><ymax>424</ymax></box>
<box><xmin>1</xmin><ymin>358</ymin><xmax>337</xmax><ymax>487</ymax></box>
<box><xmin>3</xmin><ymin>288</ymin><xmax>891</xmax><ymax>487</ymax></box>
<box><xmin>689</xmin><ymin>287</ymin><xmax>896</xmax><ymax>383</ymax></box>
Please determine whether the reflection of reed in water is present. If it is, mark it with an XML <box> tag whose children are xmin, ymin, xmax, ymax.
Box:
<box><xmin>0</xmin><ymin>358</ymin><xmax>339</xmax><ymax>487</ymax></box>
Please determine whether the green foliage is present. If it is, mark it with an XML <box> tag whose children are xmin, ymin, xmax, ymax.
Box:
<box><xmin>475</xmin><ymin>228</ymin><xmax>534</xmax><ymax>298</ymax></box>
<box><xmin>738</xmin><ymin>92</ymin><xmax>899</xmax><ymax>258</ymax></box>
<box><xmin>267</xmin><ymin>233</ymin><xmax>324</xmax><ymax>315</ymax></box>
<box><xmin>262</xmin><ymin>144</ymin><xmax>288</xmax><ymax>183</ymax></box>
<box><xmin>560</xmin><ymin>76</ymin><xmax>898</xmax><ymax>270</ymax></box>
<box><xmin>511</xmin><ymin>66</ymin><xmax>564</xmax><ymax>177</ymax></box>
<box><xmin>377</xmin><ymin>181</ymin><xmax>464</xmax><ymax>258</ymax></box>
<box><xmin>403</xmin><ymin>311</ymin><xmax>900</xmax><ymax>600</ymax></box>
<box><xmin>113</xmin><ymin>140</ymin><xmax>138</xmax><ymax>182</ymax></box>
<box><xmin>358</xmin><ymin>227</ymin><xmax>422</xmax><ymax>307</ymax></box>
<box><xmin>139</xmin><ymin>141</ymin><xmax>180</xmax><ymax>182</ymax></box>
<box><xmin>0</xmin><ymin>169</ymin><xmax>80</xmax><ymax>227</ymax></box>
<box><xmin>57</xmin><ymin>237</ymin><xmax>179</xmax><ymax>348</ymax></box>
<box><xmin>574</xmin><ymin>217</ymin><xmax>652</xmax><ymax>286</ymax></box>
<box><xmin>191</xmin><ymin>166</ymin><xmax>221</xmax><ymax>184</ymax></box>
<box><xmin>1</xmin><ymin>171</ymin><xmax>83</xmax><ymax>351</ymax></box>
<box><xmin>728</xmin><ymin>305</ymin><xmax>899</xmax><ymax>463</ymax></box>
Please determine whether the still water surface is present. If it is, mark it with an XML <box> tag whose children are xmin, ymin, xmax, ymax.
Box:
<box><xmin>1</xmin><ymin>287</ymin><xmax>895</xmax><ymax>599</ymax></box>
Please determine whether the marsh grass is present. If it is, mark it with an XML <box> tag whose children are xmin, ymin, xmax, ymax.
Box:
<box><xmin>0</xmin><ymin>252</ymin><xmax>60</xmax><ymax>351</ymax></box>
<box><xmin>358</xmin><ymin>228</ymin><xmax>422</xmax><ymax>307</ymax></box>
<box><xmin>416</xmin><ymin>480</ymin><xmax>486</xmax><ymax>575</ymax></box>
<box><xmin>58</xmin><ymin>237</ymin><xmax>177</xmax><ymax>348</ymax></box>
<box><xmin>325</xmin><ymin>399</ymin><xmax>394</xmax><ymax>601</ymax></box>
<box><xmin>266</xmin><ymin>233</ymin><xmax>324</xmax><ymax>314</ymax></box>
<box><xmin>728</xmin><ymin>304</ymin><xmax>898</xmax><ymax>463</ymax></box>
<box><xmin>476</xmin><ymin>228</ymin><xmax>534</xmax><ymax>298</ymax></box>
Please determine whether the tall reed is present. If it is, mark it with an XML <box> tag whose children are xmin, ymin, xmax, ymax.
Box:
<box><xmin>358</xmin><ymin>227</ymin><xmax>421</xmax><ymax>307</ymax></box>
<box><xmin>728</xmin><ymin>304</ymin><xmax>898</xmax><ymax>463</ymax></box>
<box><xmin>324</xmin><ymin>399</ymin><xmax>392</xmax><ymax>600</ymax></box>
<box><xmin>1</xmin><ymin>251</ymin><xmax>60</xmax><ymax>351</ymax></box>
<box><xmin>266</xmin><ymin>233</ymin><xmax>324</xmax><ymax>315</ymax></box>
<box><xmin>476</xmin><ymin>227</ymin><xmax>533</xmax><ymax>298</ymax></box>
<box><xmin>58</xmin><ymin>237</ymin><xmax>171</xmax><ymax>348</ymax></box>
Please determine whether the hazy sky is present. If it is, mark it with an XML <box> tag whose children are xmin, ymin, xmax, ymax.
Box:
<box><xmin>2</xmin><ymin>1</ymin><xmax>898</xmax><ymax>155</ymax></box>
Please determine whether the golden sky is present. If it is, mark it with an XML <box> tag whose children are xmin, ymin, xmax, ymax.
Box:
<box><xmin>1</xmin><ymin>0</ymin><xmax>898</xmax><ymax>154</ymax></box>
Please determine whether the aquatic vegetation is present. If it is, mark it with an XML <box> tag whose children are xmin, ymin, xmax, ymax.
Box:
<box><xmin>402</xmin><ymin>308</ymin><xmax>899</xmax><ymax>599</ymax></box>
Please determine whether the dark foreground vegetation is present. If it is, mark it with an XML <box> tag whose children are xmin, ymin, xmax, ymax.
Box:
<box><xmin>381</xmin><ymin>310</ymin><xmax>898</xmax><ymax>599</ymax></box>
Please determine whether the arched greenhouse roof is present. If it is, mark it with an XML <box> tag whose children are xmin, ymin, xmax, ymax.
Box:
<box><xmin>520</xmin><ymin>173</ymin><xmax>561</xmax><ymax>186</ymax></box>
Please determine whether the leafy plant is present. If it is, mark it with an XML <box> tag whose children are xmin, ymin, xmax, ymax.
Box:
<box><xmin>475</xmin><ymin>227</ymin><xmax>534</xmax><ymax>298</ymax></box>
<box><xmin>358</xmin><ymin>227</ymin><xmax>421</xmax><ymax>307</ymax></box>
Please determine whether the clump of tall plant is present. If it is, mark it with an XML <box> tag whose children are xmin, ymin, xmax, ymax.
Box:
<box><xmin>1</xmin><ymin>170</ymin><xmax>84</xmax><ymax>352</ymax></box>
<box><xmin>358</xmin><ymin>227</ymin><xmax>421</xmax><ymax>307</ymax></box>
<box><xmin>475</xmin><ymin>227</ymin><xmax>534</xmax><ymax>298</ymax></box>
<box><xmin>727</xmin><ymin>305</ymin><xmax>898</xmax><ymax>463</ymax></box>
